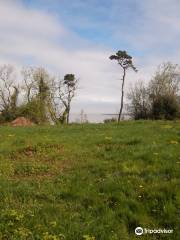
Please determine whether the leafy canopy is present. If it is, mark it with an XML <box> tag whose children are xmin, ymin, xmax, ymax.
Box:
<box><xmin>109</xmin><ymin>50</ymin><xmax>137</xmax><ymax>72</ymax></box>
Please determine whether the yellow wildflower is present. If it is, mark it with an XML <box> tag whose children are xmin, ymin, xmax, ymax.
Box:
<box><xmin>83</xmin><ymin>235</ymin><xmax>96</xmax><ymax>240</ymax></box>
<box><xmin>170</xmin><ymin>140</ymin><xmax>178</xmax><ymax>144</ymax></box>
<box><xmin>162</xmin><ymin>125</ymin><xmax>172</xmax><ymax>129</ymax></box>
<box><xmin>105</xmin><ymin>137</ymin><xmax>112</xmax><ymax>140</ymax></box>
<box><xmin>50</xmin><ymin>221</ymin><xmax>57</xmax><ymax>227</ymax></box>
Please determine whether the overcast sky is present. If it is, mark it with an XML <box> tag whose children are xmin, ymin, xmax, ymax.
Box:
<box><xmin>0</xmin><ymin>0</ymin><xmax>180</xmax><ymax>114</ymax></box>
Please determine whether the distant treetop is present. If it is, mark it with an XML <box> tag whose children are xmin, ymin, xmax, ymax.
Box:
<box><xmin>109</xmin><ymin>50</ymin><xmax>137</xmax><ymax>72</ymax></box>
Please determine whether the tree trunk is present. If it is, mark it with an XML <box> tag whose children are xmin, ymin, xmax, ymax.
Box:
<box><xmin>66</xmin><ymin>89</ymin><xmax>71</xmax><ymax>124</ymax></box>
<box><xmin>66</xmin><ymin>105</ymin><xmax>70</xmax><ymax>124</ymax></box>
<box><xmin>118</xmin><ymin>68</ymin><xmax>126</xmax><ymax>123</ymax></box>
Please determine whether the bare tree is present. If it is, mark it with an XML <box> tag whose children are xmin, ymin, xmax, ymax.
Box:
<box><xmin>127</xmin><ymin>80</ymin><xmax>150</xmax><ymax>119</ymax></box>
<box><xmin>21</xmin><ymin>67</ymin><xmax>35</xmax><ymax>103</ymax></box>
<box><xmin>0</xmin><ymin>65</ymin><xmax>19</xmax><ymax>121</ymax></box>
<box><xmin>149</xmin><ymin>62</ymin><xmax>180</xmax><ymax>98</ymax></box>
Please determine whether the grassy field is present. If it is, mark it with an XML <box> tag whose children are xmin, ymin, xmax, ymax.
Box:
<box><xmin>0</xmin><ymin>121</ymin><xmax>179</xmax><ymax>240</ymax></box>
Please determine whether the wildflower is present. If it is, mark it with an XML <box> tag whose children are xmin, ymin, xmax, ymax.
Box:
<box><xmin>28</xmin><ymin>212</ymin><xmax>34</xmax><ymax>217</ymax></box>
<box><xmin>50</xmin><ymin>221</ymin><xmax>57</xmax><ymax>227</ymax></box>
<box><xmin>15</xmin><ymin>227</ymin><xmax>32</xmax><ymax>238</ymax></box>
<box><xmin>169</xmin><ymin>140</ymin><xmax>178</xmax><ymax>144</ymax></box>
<box><xmin>9</xmin><ymin>209</ymin><xmax>24</xmax><ymax>221</ymax></box>
<box><xmin>7</xmin><ymin>221</ymin><xmax>14</xmax><ymax>226</ymax></box>
<box><xmin>83</xmin><ymin>235</ymin><xmax>96</xmax><ymax>240</ymax></box>
<box><xmin>105</xmin><ymin>137</ymin><xmax>112</xmax><ymax>140</ymax></box>
<box><xmin>43</xmin><ymin>232</ymin><xmax>60</xmax><ymax>240</ymax></box>
<box><xmin>162</xmin><ymin>125</ymin><xmax>172</xmax><ymax>129</ymax></box>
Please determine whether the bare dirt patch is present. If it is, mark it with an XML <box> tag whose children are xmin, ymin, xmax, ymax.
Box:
<box><xmin>11</xmin><ymin>117</ymin><xmax>34</xmax><ymax>127</ymax></box>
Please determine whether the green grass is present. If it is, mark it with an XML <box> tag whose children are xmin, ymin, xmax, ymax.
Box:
<box><xmin>0</xmin><ymin>121</ymin><xmax>179</xmax><ymax>240</ymax></box>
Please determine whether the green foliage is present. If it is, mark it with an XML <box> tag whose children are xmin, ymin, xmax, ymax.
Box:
<box><xmin>64</xmin><ymin>74</ymin><xmax>75</xmax><ymax>87</ymax></box>
<box><xmin>127</xmin><ymin>81</ymin><xmax>150</xmax><ymax>120</ymax></box>
<box><xmin>128</xmin><ymin>63</ymin><xmax>180</xmax><ymax>120</ymax></box>
<box><xmin>10</xmin><ymin>87</ymin><xmax>19</xmax><ymax>111</ymax></box>
<box><xmin>35</xmin><ymin>68</ymin><xmax>50</xmax><ymax>123</ymax></box>
<box><xmin>0</xmin><ymin>121</ymin><xmax>179</xmax><ymax>239</ymax></box>
<box><xmin>17</xmin><ymin>98</ymin><xmax>49</xmax><ymax>124</ymax></box>
<box><xmin>58</xmin><ymin>74</ymin><xmax>78</xmax><ymax>124</ymax></box>
<box><xmin>109</xmin><ymin>50</ymin><xmax>137</xmax><ymax>71</ymax></box>
<box><xmin>103</xmin><ymin>118</ymin><xmax>117</xmax><ymax>123</ymax></box>
<box><xmin>152</xmin><ymin>94</ymin><xmax>179</xmax><ymax>120</ymax></box>
<box><xmin>0</xmin><ymin>87</ymin><xmax>19</xmax><ymax>123</ymax></box>
<box><xmin>0</xmin><ymin>66</ymin><xmax>55</xmax><ymax>124</ymax></box>
<box><xmin>0</xmin><ymin>109</ymin><xmax>17</xmax><ymax>123</ymax></box>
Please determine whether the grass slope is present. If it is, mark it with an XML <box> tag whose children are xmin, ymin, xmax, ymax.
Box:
<box><xmin>0</xmin><ymin>121</ymin><xmax>179</xmax><ymax>240</ymax></box>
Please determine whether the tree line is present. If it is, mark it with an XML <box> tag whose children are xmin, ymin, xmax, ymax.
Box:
<box><xmin>127</xmin><ymin>62</ymin><xmax>180</xmax><ymax>120</ymax></box>
<box><xmin>0</xmin><ymin>65</ymin><xmax>78</xmax><ymax>124</ymax></box>
<box><xmin>0</xmin><ymin>50</ymin><xmax>180</xmax><ymax>124</ymax></box>
<box><xmin>109</xmin><ymin>50</ymin><xmax>180</xmax><ymax>122</ymax></box>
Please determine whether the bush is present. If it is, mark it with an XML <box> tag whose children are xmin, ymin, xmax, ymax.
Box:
<box><xmin>151</xmin><ymin>94</ymin><xmax>179</xmax><ymax>120</ymax></box>
<box><xmin>17</xmin><ymin>98</ymin><xmax>48</xmax><ymax>124</ymax></box>
<box><xmin>128</xmin><ymin>63</ymin><xmax>180</xmax><ymax>120</ymax></box>
<box><xmin>104</xmin><ymin>118</ymin><xmax>117</xmax><ymax>123</ymax></box>
<box><xmin>0</xmin><ymin>109</ymin><xmax>18</xmax><ymax>123</ymax></box>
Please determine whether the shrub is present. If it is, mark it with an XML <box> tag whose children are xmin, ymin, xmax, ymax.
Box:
<box><xmin>104</xmin><ymin>118</ymin><xmax>117</xmax><ymax>123</ymax></box>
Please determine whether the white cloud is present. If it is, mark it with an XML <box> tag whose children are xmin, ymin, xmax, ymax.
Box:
<box><xmin>123</xmin><ymin>0</ymin><xmax>180</xmax><ymax>53</ymax></box>
<box><xmin>0</xmin><ymin>0</ymin><xmax>65</xmax><ymax>38</ymax></box>
<box><xmin>0</xmin><ymin>0</ymin><xmax>179</xmax><ymax>116</ymax></box>
<box><xmin>0</xmin><ymin>0</ymin><xmax>127</xmax><ymax>114</ymax></box>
